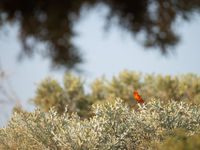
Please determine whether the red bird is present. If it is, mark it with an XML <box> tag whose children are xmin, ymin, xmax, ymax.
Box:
<box><xmin>133</xmin><ymin>91</ymin><xmax>144</xmax><ymax>103</ymax></box>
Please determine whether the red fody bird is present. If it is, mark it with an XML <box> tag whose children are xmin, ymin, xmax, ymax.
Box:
<box><xmin>133</xmin><ymin>91</ymin><xmax>144</xmax><ymax>103</ymax></box>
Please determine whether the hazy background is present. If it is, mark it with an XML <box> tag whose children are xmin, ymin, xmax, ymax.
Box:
<box><xmin>0</xmin><ymin>7</ymin><xmax>200</xmax><ymax>126</ymax></box>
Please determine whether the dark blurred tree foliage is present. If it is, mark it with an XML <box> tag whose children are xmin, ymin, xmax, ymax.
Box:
<box><xmin>0</xmin><ymin>0</ymin><xmax>200</xmax><ymax>70</ymax></box>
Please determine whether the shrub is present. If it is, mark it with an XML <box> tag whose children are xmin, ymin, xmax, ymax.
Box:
<box><xmin>158</xmin><ymin>128</ymin><xmax>200</xmax><ymax>150</ymax></box>
<box><xmin>30</xmin><ymin>72</ymin><xmax>91</xmax><ymax>117</ymax></box>
<box><xmin>1</xmin><ymin>98</ymin><xmax>200</xmax><ymax>149</ymax></box>
<box><xmin>30</xmin><ymin>71</ymin><xmax>200</xmax><ymax>118</ymax></box>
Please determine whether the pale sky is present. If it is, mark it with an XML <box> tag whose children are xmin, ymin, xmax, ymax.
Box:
<box><xmin>0</xmin><ymin>7</ymin><xmax>200</xmax><ymax>126</ymax></box>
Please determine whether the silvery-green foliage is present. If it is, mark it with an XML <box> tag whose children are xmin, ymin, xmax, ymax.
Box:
<box><xmin>1</xmin><ymin>98</ymin><xmax>200</xmax><ymax>150</ymax></box>
<box><xmin>30</xmin><ymin>71</ymin><xmax>200</xmax><ymax>119</ymax></box>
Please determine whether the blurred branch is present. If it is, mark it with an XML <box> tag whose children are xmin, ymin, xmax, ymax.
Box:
<box><xmin>0</xmin><ymin>64</ymin><xmax>22</xmax><ymax>108</ymax></box>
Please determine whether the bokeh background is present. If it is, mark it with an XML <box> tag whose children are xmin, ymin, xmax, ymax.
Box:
<box><xmin>0</xmin><ymin>5</ymin><xmax>200</xmax><ymax>127</ymax></box>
